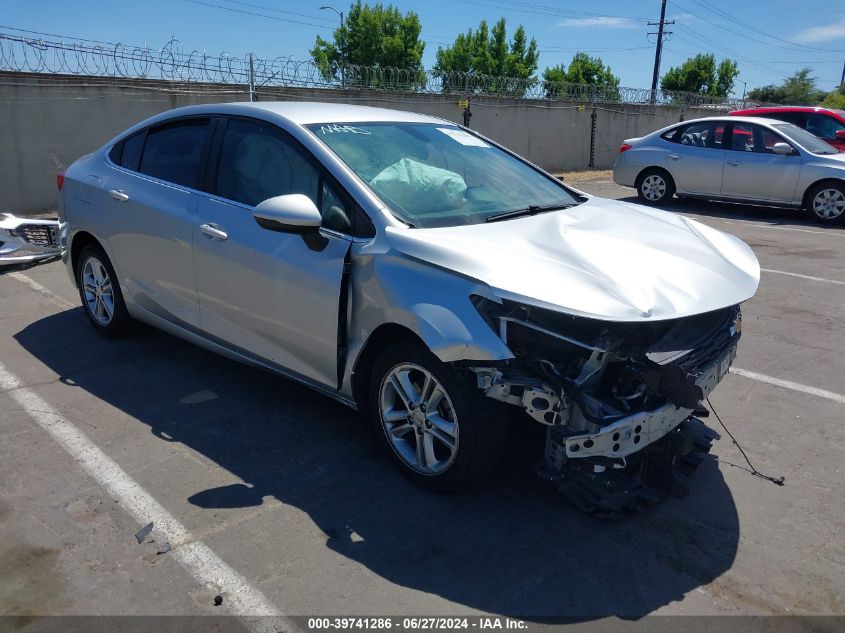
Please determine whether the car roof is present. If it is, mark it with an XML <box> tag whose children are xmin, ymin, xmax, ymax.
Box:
<box><xmin>161</xmin><ymin>101</ymin><xmax>450</xmax><ymax>126</ymax></box>
<box><xmin>730</xmin><ymin>105</ymin><xmax>844</xmax><ymax>118</ymax></box>
<box><xmin>666</xmin><ymin>115</ymin><xmax>793</xmax><ymax>126</ymax></box>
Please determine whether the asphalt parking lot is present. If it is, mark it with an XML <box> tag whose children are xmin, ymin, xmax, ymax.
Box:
<box><xmin>1</xmin><ymin>179</ymin><xmax>843</xmax><ymax>627</ymax></box>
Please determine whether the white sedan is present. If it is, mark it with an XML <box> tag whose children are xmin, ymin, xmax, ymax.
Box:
<box><xmin>613</xmin><ymin>115</ymin><xmax>845</xmax><ymax>224</ymax></box>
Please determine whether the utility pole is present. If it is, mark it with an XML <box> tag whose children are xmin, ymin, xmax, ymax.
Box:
<box><xmin>321</xmin><ymin>6</ymin><xmax>345</xmax><ymax>88</ymax></box>
<box><xmin>248</xmin><ymin>52</ymin><xmax>255</xmax><ymax>102</ymax></box>
<box><xmin>840</xmin><ymin>59</ymin><xmax>844</xmax><ymax>88</ymax></box>
<box><xmin>648</xmin><ymin>0</ymin><xmax>674</xmax><ymax>103</ymax></box>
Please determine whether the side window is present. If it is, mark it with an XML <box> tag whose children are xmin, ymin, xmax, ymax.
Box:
<box><xmin>660</xmin><ymin>127</ymin><xmax>681</xmax><ymax>142</ymax></box>
<box><xmin>119</xmin><ymin>132</ymin><xmax>145</xmax><ymax>171</ymax></box>
<box><xmin>760</xmin><ymin>128</ymin><xmax>786</xmax><ymax>152</ymax></box>
<box><xmin>806</xmin><ymin>113</ymin><xmax>845</xmax><ymax>139</ymax></box>
<box><xmin>760</xmin><ymin>111</ymin><xmax>805</xmax><ymax>128</ymax></box>
<box><xmin>729</xmin><ymin>123</ymin><xmax>756</xmax><ymax>152</ymax></box>
<box><xmin>320</xmin><ymin>180</ymin><xmax>352</xmax><ymax>233</ymax></box>
<box><xmin>139</xmin><ymin>119</ymin><xmax>209</xmax><ymax>188</ymax></box>
<box><xmin>215</xmin><ymin>119</ymin><xmax>318</xmax><ymax>208</ymax></box>
<box><xmin>677</xmin><ymin>122</ymin><xmax>723</xmax><ymax>148</ymax></box>
<box><xmin>215</xmin><ymin>118</ymin><xmax>359</xmax><ymax>235</ymax></box>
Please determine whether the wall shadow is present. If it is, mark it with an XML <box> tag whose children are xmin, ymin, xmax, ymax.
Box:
<box><xmin>15</xmin><ymin>309</ymin><xmax>740</xmax><ymax>620</ymax></box>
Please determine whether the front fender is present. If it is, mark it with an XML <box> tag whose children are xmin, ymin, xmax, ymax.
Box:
<box><xmin>342</xmin><ymin>246</ymin><xmax>514</xmax><ymax>397</ymax></box>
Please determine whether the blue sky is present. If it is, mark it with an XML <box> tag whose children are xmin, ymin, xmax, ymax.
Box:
<box><xmin>3</xmin><ymin>0</ymin><xmax>844</xmax><ymax>96</ymax></box>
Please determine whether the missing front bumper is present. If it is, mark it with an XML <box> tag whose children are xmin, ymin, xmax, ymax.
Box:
<box><xmin>563</xmin><ymin>343</ymin><xmax>734</xmax><ymax>459</ymax></box>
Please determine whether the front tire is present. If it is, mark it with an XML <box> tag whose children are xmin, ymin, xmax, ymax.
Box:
<box><xmin>807</xmin><ymin>182</ymin><xmax>845</xmax><ymax>225</ymax></box>
<box><xmin>368</xmin><ymin>344</ymin><xmax>507</xmax><ymax>492</ymax></box>
<box><xmin>76</xmin><ymin>245</ymin><xmax>134</xmax><ymax>337</ymax></box>
<box><xmin>636</xmin><ymin>168</ymin><xmax>675</xmax><ymax>205</ymax></box>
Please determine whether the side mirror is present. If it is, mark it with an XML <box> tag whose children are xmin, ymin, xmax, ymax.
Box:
<box><xmin>836</xmin><ymin>130</ymin><xmax>845</xmax><ymax>141</ymax></box>
<box><xmin>253</xmin><ymin>194</ymin><xmax>322</xmax><ymax>233</ymax></box>
<box><xmin>771</xmin><ymin>142</ymin><xmax>795</xmax><ymax>156</ymax></box>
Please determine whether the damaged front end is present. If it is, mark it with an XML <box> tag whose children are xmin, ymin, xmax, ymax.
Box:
<box><xmin>470</xmin><ymin>296</ymin><xmax>741</xmax><ymax>516</ymax></box>
<box><xmin>0</xmin><ymin>214</ymin><xmax>61</xmax><ymax>266</ymax></box>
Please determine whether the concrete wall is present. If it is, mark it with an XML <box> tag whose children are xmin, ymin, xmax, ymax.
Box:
<box><xmin>0</xmin><ymin>72</ymin><xmax>725</xmax><ymax>212</ymax></box>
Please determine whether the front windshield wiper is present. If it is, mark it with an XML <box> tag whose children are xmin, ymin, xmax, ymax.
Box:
<box><xmin>484</xmin><ymin>202</ymin><xmax>578</xmax><ymax>223</ymax></box>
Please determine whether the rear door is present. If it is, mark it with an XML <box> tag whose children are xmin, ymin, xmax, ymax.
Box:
<box><xmin>104</xmin><ymin>118</ymin><xmax>211</xmax><ymax>327</ymax></box>
<box><xmin>720</xmin><ymin>123</ymin><xmax>802</xmax><ymax>202</ymax></box>
<box><xmin>193</xmin><ymin>116</ymin><xmax>354</xmax><ymax>388</ymax></box>
<box><xmin>664</xmin><ymin>121</ymin><xmax>725</xmax><ymax>195</ymax></box>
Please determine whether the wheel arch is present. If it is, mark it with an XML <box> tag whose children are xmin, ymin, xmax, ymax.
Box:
<box><xmin>635</xmin><ymin>165</ymin><xmax>676</xmax><ymax>190</ymax></box>
<box><xmin>801</xmin><ymin>177</ymin><xmax>845</xmax><ymax>210</ymax></box>
<box><xmin>350</xmin><ymin>323</ymin><xmax>428</xmax><ymax>411</ymax></box>
<box><xmin>69</xmin><ymin>230</ymin><xmax>105</xmax><ymax>283</ymax></box>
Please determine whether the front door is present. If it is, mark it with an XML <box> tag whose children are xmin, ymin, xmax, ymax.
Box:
<box><xmin>721</xmin><ymin>123</ymin><xmax>802</xmax><ymax>203</ymax></box>
<box><xmin>193</xmin><ymin>117</ymin><xmax>352</xmax><ymax>388</ymax></box>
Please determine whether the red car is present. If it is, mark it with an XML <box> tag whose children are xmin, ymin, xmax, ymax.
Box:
<box><xmin>729</xmin><ymin>106</ymin><xmax>845</xmax><ymax>151</ymax></box>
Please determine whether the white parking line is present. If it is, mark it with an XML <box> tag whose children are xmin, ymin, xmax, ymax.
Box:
<box><xmin>719</xmin><ymin>220</ymin><xmax>845</xmax><ymax>237</ymax></box>
<box><xmin>730</xmin><ymin>367</ymin><xmax>845</xmax><ymax>405</ymax></box>
<box><xmin>761</xmin><ymin>268</ymin><xmax>845</xmax><ymax>286</ymax></box>
<box><xmin>0</xmin><ymin>360</ymin><xmax>292</xmax><ymax>632</ymax></box>
<box><xmin>8</xmin><ymin>271</ymin><xmax>77</xmax><ymax>309</ymax></box>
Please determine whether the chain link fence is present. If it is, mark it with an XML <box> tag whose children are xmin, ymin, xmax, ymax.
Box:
<box><xmin>0</xmin><ymin>30</ymin><xmax>753</xmax><ymax>109</ymax></box>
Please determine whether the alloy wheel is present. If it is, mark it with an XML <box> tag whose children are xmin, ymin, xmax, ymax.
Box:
<box><xmin>378</xmin><ymin>363</ymin><xmax>460</xmax><ymax>475</ymax></box>
<box><xmin>81</xmin><ymin>256</ymin><xmax>115</xmax><ymax>325</ymax></box>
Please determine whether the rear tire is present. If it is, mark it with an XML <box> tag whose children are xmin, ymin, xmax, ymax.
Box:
<box><xmin>806</xmin><ymin>182</ymin><xmax>845</xmax><ymax>225</ymax></box>
<box><xmin>636</xmin><ymin>168</ymin><xmax>675</xmax><ymax>205</ymax></box>
<box><xmin>76</xmin><ymin>245</ymin><xmax>134</xmax><ymax>337</ymax></box>
<box><xmin>368</xmin><ymin>343</ymin><xmax>508</xmax><ymax>492</ymax></box>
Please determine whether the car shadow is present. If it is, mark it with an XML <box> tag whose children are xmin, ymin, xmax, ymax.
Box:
<box><xmin>15</xmin><ymin>309</ymin><xmax>740</xmax><ymax>620</ymax></box>
<box><xmin>618</xmin><ymin>195</ymin><xmax>831</xmax><ymax>228</ymax></box>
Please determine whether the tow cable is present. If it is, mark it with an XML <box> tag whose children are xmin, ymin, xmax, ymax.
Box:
<box><xmin>707</xmin><ymin>396</ymin><xmax>785</xmax><ymax>487</ymax></box>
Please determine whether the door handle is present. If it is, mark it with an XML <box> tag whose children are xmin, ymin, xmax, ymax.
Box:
<box><xmin>200</xmin><ymin>223</ymin><xmax>228</xmax><ymax>241</ymax></box>
<box><xmin>726</xmin><ymin>160</ymin><xmax>741</xmax><ymax>166</ymax></box>
<box><xmin>668</xmin><ymin>154</ymin><xmax>681</xmax><ymax>160</ymax></box>
<box><xmin>109</xmin><ymin>189</ymin><xmax>129</xmax><ymax>202</ymax></box>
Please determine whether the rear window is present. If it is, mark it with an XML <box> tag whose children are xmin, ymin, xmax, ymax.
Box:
<box><xmin>139</xmin><ymin>119</ymin><xmax>209</xmax><ymax>188</ymax></box>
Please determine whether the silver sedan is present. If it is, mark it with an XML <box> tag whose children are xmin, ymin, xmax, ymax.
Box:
<box><xmin>613</xmin><ymin>115</ymin><xmax>845</xmax><ymax>224</ymax></box>
<box><xmin>59</xmin><ymin>103</ymin><xmax>758</xmax><ymax>514</ymax></box>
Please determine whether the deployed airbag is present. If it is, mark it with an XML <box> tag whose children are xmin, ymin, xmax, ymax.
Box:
<box><xmin>370</xmin><ymin>158</ymin><xmax>467</xmax><ymax>215</ymax></box>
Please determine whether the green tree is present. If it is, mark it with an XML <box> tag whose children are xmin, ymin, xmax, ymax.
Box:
<box><xmin>542</xmin><ymin>52</ymin><xmax>620</xmax><ymax>100</ymax></box>
<box><xmin>660</xmin><ymin>53</ymin><xmax>738</xmax><ymax>98</ymax></box>
<box><xmin>821</xmin><ymin>83</ymin><xmax>845</xmax><ymax>109</ymax></box>
<box><xmin>748</xmin><ymin>68</ymin><xmax>827</xmax><ymax>105</ymax></box>
<box><xmin>434</xmin><ymin>17</ymin><xmax>538</xmax><ymax>95</ymax></box>
<box><xmin>310</xmin><ymin>2</ymin><xmax>425</xmax><ymax>88</ymax></box>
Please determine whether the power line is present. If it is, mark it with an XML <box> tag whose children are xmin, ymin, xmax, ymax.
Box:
<box><xmin>452</xmin><ymin>0</ymin><xmax>650</xmax><ymax>21</ymax></box>
<box><xmin>669</xmin><ymin>0</ymin><xmax>844</xmax><ymax>57</ymax></box>
<box><xmin>662</xmin><ymin>45</ymin><xmax>842</xmax><ymax>65</ymax></box>
<box><xmin>181</xmin><ymin>0</ymin><xmax>332</xmax><ymax>29</ymax></box>
<box><xmin>684</xmin><ymin>0</ymin><xmax>845</xmax><ymax>53</ymax></box>
<box><xmin>671</xmin><ymin>25</ymin><xmax>793</xmax><ymax>79</ymax></box>
<box><xmin>217</xmin><ymin>0</ymin><xmax>336</xmax><ymax>24</ymax></box>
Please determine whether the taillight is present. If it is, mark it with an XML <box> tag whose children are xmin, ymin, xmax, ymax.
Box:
<box><xmin>619</xmin><ymin>143</ymin><xmax>632</xmax><ymax>153</ymax></box>
<box><xmin>57</xmin><ymin>172</ymin><xmax>66</xmax><ymax>191</ymax></box>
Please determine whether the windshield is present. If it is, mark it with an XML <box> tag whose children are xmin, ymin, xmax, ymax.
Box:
<box><xmin>307</xmin><ymin>122</ymin><xmax>580</xmax><ymax>227</ymax></box>
<box><xmin>773</xmin><ymin>123</ymin><xmax>838</xmax><ymax>155</ymax></box>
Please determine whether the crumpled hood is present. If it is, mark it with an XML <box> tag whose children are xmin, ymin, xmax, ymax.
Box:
<box><xmin>385</xmin><ymin>197</ymin><xmax>760</xmax><ymax>321</ymax></box>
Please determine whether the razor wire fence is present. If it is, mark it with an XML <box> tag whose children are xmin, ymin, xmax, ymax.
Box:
<box><xmin>0</xmin><ymin>30</ymin><xmax>754</xmax><ymax>109</ymax></box>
